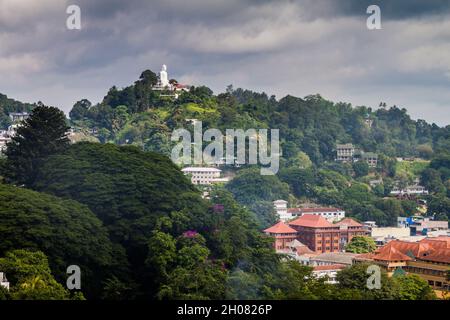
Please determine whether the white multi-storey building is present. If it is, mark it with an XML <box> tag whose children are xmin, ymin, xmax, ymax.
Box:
<box><xmin>336</xmin><ymin>143</ymin><xmax>355</xmax><ymax>162</ymax></box>
<box><xmin>181</xmin><ymin>167</ymin><xmax>229</xmax><ymax>185</ymax></box>
<box><xmin>287</xmin><ymin>207</ymin><xmax>346</xmax><ymax>222</ymax></box>
<box><xmin>273</xmin><ymin>200</ymin><xmax>291</xmax><ymax>221</ymax></box>
<box><xmin>9</xmin><ymin>112</ymin><xmax>29</xmax><ymax>122</ymax></box>
<box><xmin>390</xmin><ymin>185</ymin><xmax>429</xmax><ymax>196</ymax></box>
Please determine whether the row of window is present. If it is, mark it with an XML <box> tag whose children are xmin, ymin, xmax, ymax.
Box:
<box><xmin>316</xmin><ymin>247</ymin><xmax>339</xmax><ymax>251</ymax></box>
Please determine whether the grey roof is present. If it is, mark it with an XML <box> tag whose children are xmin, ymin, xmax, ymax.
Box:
<box><xmin>310</xmin><ymin>252</ymin><xmax>358</xmax><ymax>265</ymax></box>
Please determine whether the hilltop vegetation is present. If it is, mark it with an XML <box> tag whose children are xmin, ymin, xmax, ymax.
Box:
<box><xmin>0</xmin><ymin>93</ymin><xmax>36</xmax><ymax>129</ymax></box>
<box><xmin>62</xmin><ymin>69</ymin><xmax>450</xmax><ymax>226</ymax></box>
<box><xmin>0</xmin><ymin>68</ymin><xmax>448</xmax><ymax>300</ymax></box>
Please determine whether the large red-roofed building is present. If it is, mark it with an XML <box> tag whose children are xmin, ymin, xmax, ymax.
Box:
<box><xmin>264</xmin><ymin>214</ymin><xmax>369</xmax><ymax>253</ymax></box>
<box><xmin>354</xmin><ymin>236</ymin><xmax>450</xmax><ymax>293</ymax></box>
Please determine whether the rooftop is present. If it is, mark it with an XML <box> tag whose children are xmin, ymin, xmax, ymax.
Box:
<box><xmin>289</xmin><ymin>214</ymin><xmax>334</xmax><ymax>228</ymax></box>
<box><xmin>313</xmin><ymin>264</ymin><xmax>347</xmax><ymax>271</ymax></box>
<box><xmin>357</xmin><ymin>237</ymin><xmax>450</xmax><ymax>263</ymax></box>
<box><xmin>311</xmin><ymin>252</ymin><xmax>358</xmax><ymax>265</ymax></box>
<box><xmin>335</xmin><ymin>218</ymin><xmax>363</xmax><ymax>227</ymax></box>
<box><xmin>264</xmin><ymin>221</ymin><xmax>298</xmax><ymax>234</ymax></box>
<box><xmin>288</xmin><ymin>207</ymin><xmax>343</xmax><ymax>213</ymax></box>
<box><xmin>181</xmin><ymin>167</ymin><xmax>221</xmax><ymax>173</ymax></box>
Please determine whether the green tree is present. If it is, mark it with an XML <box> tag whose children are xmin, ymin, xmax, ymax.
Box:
<box><xmin>393</xmin><ymin>274</ymin><xmax>436</xmax><ymax>300</ymax></box>
<box><xmin>5</xmin><ymin>105</ymin><xmax>70</xmax><ymax>187</ymax></box>
<box><xmin>0</xmin><ymin>183</ymin><xmax>115</xmax><ymax>297</ymax></box>
<box><xmin>353</xmin><ymin>161</ymin><xmax>369</xmax><ymax>178</ymax></box>
<box><xmin>0</xmin><ymin>249</ymin><xmax>80</xmax><ymax>300</ymax></box>
<box><xmin>345</xmin><ymin>236</ymin><xmax>376</xmax><ymax>253</ymax></box>
<box><xmin>69</xmin><ymin>99</ymin><xmax>92</xmax><ymax>121</ymax></box>
<box><xmin>336</xmin><ymin>263</ymin><xmax>397</xmax><ymax>299</ymax></box>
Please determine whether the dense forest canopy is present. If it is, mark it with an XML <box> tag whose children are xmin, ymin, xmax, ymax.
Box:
<box><xmin>55</xmin><ymin>69</ymin><xmax>450</xmax><ymax>225</ymax></box>
<box><xmin>0</xmin><ymin>67</ymin><xmax>448</xmax><ymax>300</ymax></box>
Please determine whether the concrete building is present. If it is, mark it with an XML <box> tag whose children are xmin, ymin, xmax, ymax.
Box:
<box><xmin>312</xmin><ymin>264</ymin><xmax>347</xmax><ymax>284</ymax></box>
<box><xmin>397</xmin><ymin>216</ymin><xmax>448</xmax><ymax>236</ymax></box>
<box><xmin>287</xmin><ymin>207</ymin><xmax>346</xmax><ymax>222</ymax></box>
<box><xmin>336</xmin><ymin>143</ymin><xmax>355</xmax><ymax>162</ymax></box>
<box><xmin>282</xmin><ymin>239</ymin><xmax>317</xmax><ymax>265</ymax></box>
<box><xmin>361</xmin><ymin>152</ymin><xmax>378</xmax><ymax>167</ymax></box>
<box><xmin>390</xmin><ymin>185</ymin><xmax>429</xmax><ymax>196</ymax></box>
<box><xmin>9</xmin><ymin>112</ymin><xmax>29</xmax><ymax>122</ymax></box>
<box><xmin>310</xmin><ymin>252</ymin><xmax>358</xmax><ymax>266</ymax></box>
<box><xmin>263</xmin><ymin>222</ymin><xmax>298</xmax><ymax>251</ymax></box>
<box><xmin>370</xmin><ymin>227</ymin><xmax>411</xmax><ymax>246</ymax></box>
<box><xmin>273</xmin><ymin>200</ymin><xmax>291</xmax><ymax>221</ymax></box>
<box><xmin>285</xmin><ymin>215</ymin><xmax>368</xmax><ymax>254</ymax></box>
<box><xmin>181</xmin><ymin>167</ymin><xmax>229</xmax><ymax>185</ymax></box>
<box><xmin>410</xmin><ymin>218</ymin><xmax>448</xmax><ymax>236</ymax></box>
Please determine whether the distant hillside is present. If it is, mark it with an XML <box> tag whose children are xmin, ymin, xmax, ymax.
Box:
<box><xmin>0</xmin><ymin>93</ymin><xmax>36</xmax><ymax>129</ymax></box>
<box><xmin>66</xmin><ymin>69</ymin><xmax>449</xmax><ymax>165</ymax></box>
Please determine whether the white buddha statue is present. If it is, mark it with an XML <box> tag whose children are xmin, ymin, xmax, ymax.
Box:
<box><xmin>159</xmin><ymin>64</ymin><xmax>169</xmax><ymax>87</ymax></box>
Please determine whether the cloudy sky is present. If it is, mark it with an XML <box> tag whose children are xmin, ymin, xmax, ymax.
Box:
<box><xmin>1</xmin><ymin>0</ymin><xmax>449</xmax><ymax>125</ymax></box>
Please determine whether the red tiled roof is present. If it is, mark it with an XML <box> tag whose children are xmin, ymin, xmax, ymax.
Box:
<box><xmin>264</xmin><ymin>221</ymin><xmax>297</xmax><ymax>234</ymax></box>
<box><xmin>419</xmin><ymin>236</ymin><xmax>450</xmax><ymax>249</ymax></box>
<box><xmin>335</xmin><ymin>218</ymin><xmax>362</xmax><ymax>227</ymax></box>
<box><xmin>381</xmin><ymin>240</ymin><xmax>433</xmax><ymax>258</ymax></box>
<box><xmin>354</xmin><ymin>237</ymin><xmax>450</xmax><ymax>263</ymax></box>
<box><xmin>313</xmin><ymin>264</ymin><xmax>346</xmax><ymax>271</ymax></box>
<box><xmin>374</xmin><ymin>245</ymin><xmax>413</xmax><ymax>262</ymax></box>
<box><xmin>289</xmin><ymin>214</ymin><xmax>334</xmax><ymax>228</ymax></box>
<box><xmin>418</xmin><ymin>248</ymin><xmax>450</xmax><ymax>264</ymax></box>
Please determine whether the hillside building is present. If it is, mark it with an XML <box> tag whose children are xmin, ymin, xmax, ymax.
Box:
<box><xmin>181</xmin><ymin>167</ymin><xmax>229</xmax><ymax>185</ymax></box>
<box><xmin>9</xmin><ymin>112</ymin><xmax>29</xmax><ymax>122</ymax></box>
<box><xmin>264</xmin><ymin>215</ymin><xmax>369</xmax><ymax>253</ymax></box>
<box><xmin>336</xmin><ymin>143</ymin><xmax>355</xmax><ymax>162</ymax></box>
<box><xmin>287</xmin><ymin>207</ymin><xmax>345</xmax><ymax>222</ymax></box>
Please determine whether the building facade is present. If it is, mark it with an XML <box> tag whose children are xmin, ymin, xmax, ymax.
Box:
<box><xmin>263</xmin><ymin>222</ymin><xmax>298</xmax><ymax>251</ymax></box>
<box><xmin>181</xmin><ymin>167</ymin><xmax>229</xmax><ymax>185</ymax></box>
<box><xmin>273</xmin><ymin>200</ymin><xmax>291</xmax><ymax>221</ymax></box>
<box><xmin>287</xmin><ymin>207</ymin><xmax>346</xmax><ymax>222</ymax></box>
<box><xmin>265</xmin><ymin>215</ymin><xmax>369</xmax><ymax>254</ymax></box>
<box><xmin>336</xmin><ymin>144</ymin><xmax>355</xmax><ymax>162</ymax></box>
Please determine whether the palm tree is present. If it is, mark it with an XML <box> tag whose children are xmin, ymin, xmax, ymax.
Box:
<box><xmin>20</xmin><ymin>276</ymin><xmax>46</xmax><ymax>290</ymax></box>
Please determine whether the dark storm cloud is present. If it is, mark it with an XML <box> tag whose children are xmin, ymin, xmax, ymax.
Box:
<box><xmin>0</xmin><ymin>0</ymin><xmax>449</xmax><ymax>125</ymax></box>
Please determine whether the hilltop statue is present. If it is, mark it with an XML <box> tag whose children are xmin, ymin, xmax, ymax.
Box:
<box><xmin>159</xmin><ymin>64</ymin><xmax>169</xmax><ymax>87</ymax></box>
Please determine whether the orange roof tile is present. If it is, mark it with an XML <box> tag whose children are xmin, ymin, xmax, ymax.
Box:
<box><xmin>264</xmin><ymin>221</ymin><xmax>297</xmax><ymax>234</ymax></box>
<box><xmin>419</xmin><ymin>236</ymin><xmax>450</xmax><ymax>249</ymax></box>
<box><xmin>335</xmin><ymin>218</ymin><xmax>362</xmax><ymax>227</ymax></box>
<box><xmin>359</xmin><ymin>237</ymin><xmax>450</xmax><ymax>263</ymax></box>
<box><xmin>289</xmin><ymin>214</ymin><xmax>334</xmax><ymax>228</ymax></box>
<box><xmin>418</xmin><ymin>249</ymin><xmax>450</xmax><ymax>264</ymax></box>
<box><xmin>374</xmin><ymin>245</ymin><xmax>413</xmax><ymax>262</ymax></box>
